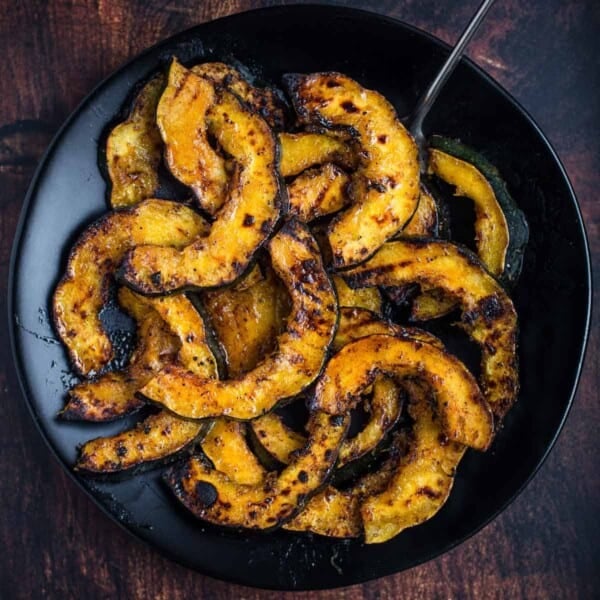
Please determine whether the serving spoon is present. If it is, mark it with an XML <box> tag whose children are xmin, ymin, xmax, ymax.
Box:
<box><xmin>404</xmin><ymin>0</ymin><xmax>497</xmax><ymax>167</ymax></box>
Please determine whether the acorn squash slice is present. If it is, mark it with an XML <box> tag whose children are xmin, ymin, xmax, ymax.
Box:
<box><xmin>191</xmin><ymin>62</ymin><xmax>287</xmax><ymax>131</ymax></box>
<box><xmin>121</xmin><ymin>84</ymin><xmax>282</xmax><ymax>295</ymax></box>
<box><xmin>53</xmin><ymin>198</ymin><xmax>209</xmax><ymax>376</ymax></box>
<box><xmin>285</xmin><ymin>72</ymin><xmax>419</xmax><ymax>267</ymax></box>
<box><xmin>430</xmin><ymin>135</ymin><xmax>529</xmax><ymax>286</ymax></box>
<box><xmin>287</xmin><ymin>163</ymin><xmax>350</xmax><ymax>222</ymax></box>
<box><xmin>315</xmin><ymin>334</ymin><xmax>493</xmax><ymax>450</ymax></box>
<box><xmin>279</xmin><ymin>132</ymin><xmax>356</xmax><ymax>178</ymax></box>
<box><xmin>250</xmin><ymin>307</ymin><xmax>442</xmax><ymax>469</ymax></box>
<box><xmin>105</xmin><ymin>73</ymin><xmax>164</xmax><ymax>209</ymax></box>
<box><xmin>75</xmin><ymin>290</ymin><xmax>219</xmax><ymax>473</ymax></box>
<box><xmin>343</xmin><ymin>240</ymin><xmax>519</xmax><ymax>419</ymax></box>
<box><xmin>165</xmin><ymin>410</ymin><xmax>349</xmax><ymax>530</ymax></box>
<box><xmin>139</xmin><ymin>219</ymin><xmax>337</xmax><ymax>420</ymax></box>
<box><xmin>156</xmin><ymin>59</ymin><xmax>227</xmax><ymax>215</ymax></box>
<box><xmin>251</xmin><ymin>376</ymin><xmax>400</xmax><ymax>469</ymax></box>
<box><xmin>201</xmin><ymin>420</ymin><xmax>265</xmax><ymax>485</ymax></box>
<box><xmin>361</xmin><ymin>379</ymin><xmax>466</xmax><ymax>543</ymax></box>
<box><xmin>62</xmin><ymin>287</ymin><xmax>178</xmax><ymax>422</ymax></box>
<box><xmin>332</xmin><ymin>276</ymin><xmax>381</xmax><ymax>313</ymax></box>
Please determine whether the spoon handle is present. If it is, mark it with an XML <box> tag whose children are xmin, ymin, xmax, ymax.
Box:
<box><xmin>409</xmin><ymin>0</ymin><xmax>497</xmax><ymax>139</ymax></box>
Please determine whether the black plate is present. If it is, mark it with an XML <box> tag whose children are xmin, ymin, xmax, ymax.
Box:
<box><xmin>8</xmin><ymin>5</ymin><xmax>591</xmax><ymax>591</ymax></box>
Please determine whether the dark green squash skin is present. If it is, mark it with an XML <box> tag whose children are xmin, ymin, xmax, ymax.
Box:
<box><xmin>429</xmin><ymin>135</ymin><xmax>529</xmax><ymax>286</ymax></box>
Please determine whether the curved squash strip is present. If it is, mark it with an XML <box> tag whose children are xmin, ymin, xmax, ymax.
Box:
<box><xmin>136</xmin><ymin>294</ymin><xmax>218</xmax><ymax>377</ymax></box>
<box><xmin>75</xmin><ymin>413</ymin><xmax>211</xmax><ymax>474</ymax></box>
<box><xmin>191</xmin><ymin>62</ymin><xmax>287</xmax><ymax>131</ymax></box>
<box><xmin>251</xmin><ymin>307</ymin><xmax>440</xmax><ymax>467</ymax></box>
<box><xmin>315</xmin><ymin>334</ymin><xmax>493</xmax><ymax>450</ymax></box>
<box><xmin>288</xmin><ymin>163</ymin><xmax>350</xmax><ymax>222</ymax></box>
<box><xmin>332</xmin><ymin>276</ymin><xmax>381</xmax><ymax>313</ymax></box>
<box><xmin>76</xmin><ymin>293</ymin><xmax>219</xmax><ymax>473</ymax></box>
<box><xmin>279</xmin><ymin>132</ymin><xmax>356</xmax><ymax>178</ymax></box>
<box><xmin>121</xmin><ymin>87</ymin><xmax>282</xmax><ymax>295</ymax></box>
<box><xmin>139</xmin><ymin>220</ymin><xmax>337</xmax><ymax>420</ymax></box>
<box><xmin>361</xmin><ymin>380</ymin><xmax>466</xmax><ymax>544</ymax></box>
<box><xmin>53</xmin><ymin>199</ymin><xmax>209</xmax><ymax>376</ymax></box>
<box><xmin>252</xmin><ymin>376</ymin><xmax>400</xmax><ymax>468</ymax></box>
<box><xmin>106</xmin><ymin>73</ymin><xmax>164</xmax><ymax>209</ymax></box>
<box><xmin>430</xmin><ymin>135</ymin><xmax>529</xmax><ymax>286</ymax></box>
<box><xmin>203</xmin><ymin>265</ymin><xmax>290</xmax><ymax>376</ymax></box>
<box><xmin>285</xmin><ymin>448</ymin><xmax>397</xmax><ymax>537</ymax></box>
<box><xmin>156</xmin><ymin>60</ymin><xmax>227</xmax><ymax>215</ymax></box>
<box><xmin>166</xmin><ymin>411</ymin><xmax>349</xmax><ymax>530</ymax></box>
<box><xmin>62</xmin><ymin>288</ymin><xmax>179</xmax><ymax>421</ymax></box>
<box><xmin>429</xmin><ymin>148</ymin><xmax>509</xmax><ymax>276</ymax></box>
<box><xmin>343</xmin><ymin>240</ymin><xmax>519</xmax><ymax>419</ymax></box>
<box><xmin>402</xmin><ymin>187</ymin><xmax>439</xmax><ymax>237</ymax></box>
<box><xmin>285</xmin><ymin>72</ymin><xmax>420</xmax><ymax>267</ymax></box>
<box><xmin>201</xmin><ymin>420</ymin><xmax>265</xmax><ymax>486</ymax></box>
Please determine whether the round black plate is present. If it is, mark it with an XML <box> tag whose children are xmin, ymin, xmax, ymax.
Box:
<box><xmin>8</xmin><ymin>5</ymin><xmax>591</xmax><ymax>591</ymax></box>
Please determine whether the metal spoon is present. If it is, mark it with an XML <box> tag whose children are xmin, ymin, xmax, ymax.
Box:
<box><xmin>405</xmin><ymin>0</ymin><xmax>497</xmax><ymax>166</ymax></box>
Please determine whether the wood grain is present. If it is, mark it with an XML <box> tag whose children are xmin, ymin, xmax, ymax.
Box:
<box><xmin>1</xmin><ymin>1</ymin><xmax>598</xmax><ymax>598</ymax></box>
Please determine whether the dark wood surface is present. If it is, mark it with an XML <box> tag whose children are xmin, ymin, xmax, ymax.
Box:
<box><xmin>1</xmin><ymin>1</ymin><xmax>598</xmax><ymax>598</ymax></box>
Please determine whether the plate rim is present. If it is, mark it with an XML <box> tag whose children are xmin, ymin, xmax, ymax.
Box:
<box><xmin>7</xmin><ymin>3</ymin><xmax>593</xmax><ymax>590</ymax></box>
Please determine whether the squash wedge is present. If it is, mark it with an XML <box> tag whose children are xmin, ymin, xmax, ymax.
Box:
<box><xmin>201</xmin><ymin>420</ymin><xmax>265</xmax><ymax>485</ymax></box>
<box><xmin>332</xmin><ymin>276</ymin><xmax>381</xmax><ymax>313</ymax></box>
<box><xmin>121</xmin><ymin>84</ymin><xmax>282</xmax><ymax>294</ymax></box>
<box><xmin>157</xmin><ymin>59</ymin><xmax>227</xmax><ymax>214</ymax></box>
<box><xmin>139</xmin><ymin>219</ymin><xmax>337</xmax><ymax>420</ymax></box>
<box><xmin>191</xmin><ymin>62</ymin><xmax>287</xmax><ymax>131</ymax></box>
<box><xmin>285</xmin><ymin>72</ymin><xmax>419</xmax><ymax>267</ymax></box>
<box><xmin>250</xmin><ymin>307</ymin><xmax>440</xmax><ymax>468</ymax></box>
<box><xmin>166</xmin><ymin>410</ymin><xmax>349</xmax><ymax>530</ymax></box>
<box><xmin>53</xmin><ymin>198</ymin><xmax>209</xmax><ymax>376</ymax></box>
<box><xmin>288</xmin><ymin>163</ymin><xmax>350</xmax><ymax>222</ymax></box>
<box><xmin>361</xmin><ymin>380</ymin><xmax>466</xmax><ymax>543</ymax></box>
<box><xmin>75</xmin><ymin>290</ymin><xmax>218</xmax><ymax>473</ymax></box>
<box><xmin>251</xmin><ymin>376</ymin><xmax>400</xmax><ymax>468</ymax></box>
<box><xmin>344</xmin><ymin>240</ymin><xmax>519</xmax><ymax>419</ymax></box>
<box><xmin>315</xmin><ymin>334</ymin><xmax>493</xmax><ymax>450</ymax></box>
<box><xmin>62</xmin><ymin>287</ymin><xmax>178</xmax><ymax>421</ymax></box>
<box><xmin>279</xmin><ymin>132</ymin><xmax>356</xmax><ymax>178</ymax></box>
<box><xmin>106</xmin><ymin>74</ymin><xmax>164</xmax><ymax>209</ymax></box>
<box><xmin>430</xmin><ymin>135</ymin><xmax>529</xmax><ymax>286</ymax></box>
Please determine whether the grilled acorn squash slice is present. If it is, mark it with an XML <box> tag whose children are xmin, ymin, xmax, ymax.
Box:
<box><xmin>166</xmin><ymin>410</ymin><xmax>348</xmax><ymax>530</ymax></box>
<box><xmin>191</xmin><ymin>62</ymin><xmax>287</xmax><ymax>131</ymax></box>
<box><xmin>287</xmin><ymin>163</ymin><xmax>350</xmax><ymax>222</ymax></box>
<box><xmin>62</xmin><ymin>287</ymin><xmax>177</xmax><ymax>421</ymax></box>
<box><xmin>76</xmin><ymin>291</ymin><xmax>218</xmax><ymax>473</ymax></box>
<box><xmin>279</xmin><ymin>132</ymin><xmax>356</xmax><ymax>178</ymax></box>
<box><xmin>402</xmin><ymin>186</ymin><xmax>440</xmax><ymax>237</ymax></box>
<box><xmin>156</xmin><ymin>59</ymin><xmax>227</xmax><ymax>214</ymax></box>
<box><xmin>139</xmin><ymin>219</ymin><xmax>337</xmax><ymax>420</ymax></box>
<box><xmin>251</xmin><ymin>376</ymin><xmax>399</xmax><ymax>469</ymax></box>
<box><xmin>285</xmin><ymin>72</ymin><xmax>419</xmax><ymax>267</ymax></box>
<box><xmin>315</xmin><ymin>334</ymin><xmax>493</xmax><ymax>450</ymax></box>
<box><xmin>203</xmin><ymin>264</ymin><xmax>290</xmax><ymax>376</ymax></box>
<box><xmin>344</xmin><ymin>240</ymin><xmax>519</xmax><ymax>419</ymax></box>
<box><xmin>251</xmin><ymin>307</ymin><xmax>434</xmax><ymax>468</ymax></box>
<box><xmin>105</xmin><ymin>74</ymin><xmax>164</xmax><ymax>209</ymax></box>
<box><xmin>361</xmin><ymin>380</ymin><xmax>466</xmax><ymax>543</ymax></box>
<box><xmin>201</xmin><ymin>420</ymin><xmax>265</xmax><ymax>485</ymax></box>
<box><xmin>121</xmin><ymin>84</ymin><xmax>282</xmax><ymax>295</ymax></box>
<box><xmin>430</xmin><ymin>135</ymin><xmax>529</xmax><ymax>286</ymax></box>
<box><xmin>53</xmin><ymin>199</ymin><xmax>209</xmax><ymax>376</ymax></box>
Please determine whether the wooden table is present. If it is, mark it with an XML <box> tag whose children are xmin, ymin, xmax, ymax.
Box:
<box><xmin>1</xmin><ymin>1</ymin><xmax>597</xmax><ymax>598</ymax></box>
